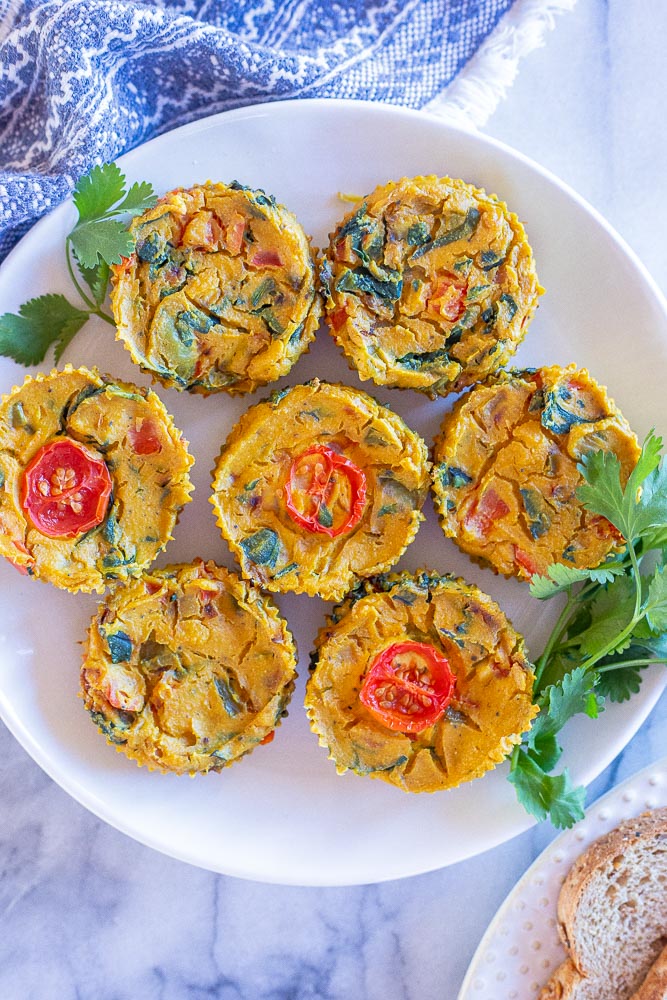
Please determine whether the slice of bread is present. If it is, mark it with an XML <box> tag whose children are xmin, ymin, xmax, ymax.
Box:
<box><xmin>538</xmin><ymin>808</ymin><xmax>667</xmax><ymax>1000</ymax></box>
<box><xmin>628</xmin><ymin>944</ymin><xmax>667</xmax><ymax>1000</ymax></box>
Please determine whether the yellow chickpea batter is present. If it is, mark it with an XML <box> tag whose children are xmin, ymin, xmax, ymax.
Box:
<box><xmin>211</xmin><ymin>380</ymin><xmax>431</xmax><ymax>601</ymax></box>
<box><xmin>0</xmin><ymin>366</ymin><xmax>193</xmax><ymax>592</ymax></box>
<box><xmin>306</xmin><ymin>571</ymin><xmax>537</xmax><ymax>793</ymax></box>
<box><xmin>321</xmin><ymin>175</ymin><xmax>542</xmax><ymax>397</ymax></box>
<box><xmin>81</xmin><ymin>560</ymin><xmax>297</xmax><ymax>773</ymax></box>
<box><xmin>432</xmin><ymin>365</ymin><xmax>641</xmax><ymax>580</ymax></box>
<box><xmin>111</xmin><ymin>182</ymin><xmax>322</xmax><ymax>394</ymax></box>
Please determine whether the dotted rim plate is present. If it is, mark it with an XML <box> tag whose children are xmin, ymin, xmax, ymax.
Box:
<box><xmin>457</xmin><ymin>756</ymin><xmax>667</xmax><ymax>999</ymax></box>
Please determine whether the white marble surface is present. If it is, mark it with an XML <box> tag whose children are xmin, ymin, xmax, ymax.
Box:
<box><xmin>1</xmin><ymin>1</ymin><xmax>666</xmax><ymax>997</ymax></box>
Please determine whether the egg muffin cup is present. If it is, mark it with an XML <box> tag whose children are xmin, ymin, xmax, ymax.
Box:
<box><xmin>306</xmin><ymin>571</ymin><xmax>538</xmax><ymax>793</ymax></box>
<box><xmin>431</xmin><ymin>365</ymin><xmax>641</xmax><ymax>581</ymax></box>
<box><xmin>81</xmin><ymin>560</ymin><xmax>297</xmax><ymax>773</ymax></box>
<box><xmin>321</xmin><ymin>175</ymin><xmax>542</xmax><ymax>397</ymax></box>
<box><xmin>111</xmin><ymin>181</ymin><xmax>322</xmax><ymax>394</ymax></box>
<box><xmin>0</xmin><ymin>366</ymin><xmax>193</xmax><ymax>592</ymax></box>
<box><xmin>210</xmin><ymin>379</ymin><xmax>431</xmax><ymax>602</ymax></box>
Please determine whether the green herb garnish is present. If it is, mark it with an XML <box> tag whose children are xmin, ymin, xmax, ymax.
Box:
<box><xmin>0</xmin><ymin>162</ymin><xmax>156</xmax><ymax>365</ymax></box>
<box><xmin>510</xmin><ymin>431</ymin><xmax>667</xmax><ymax>829</ymax></box>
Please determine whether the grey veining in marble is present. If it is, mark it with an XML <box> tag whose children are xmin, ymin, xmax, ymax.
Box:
<box><xmin>1</xmin><ymin>1</ymin><xmax>667</xmax><ymax>997</ymax></box>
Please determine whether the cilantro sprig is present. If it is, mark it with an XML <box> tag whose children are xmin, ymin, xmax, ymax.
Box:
<box><xmin>0</xmin><ymin>162</ymin><xmax>156</xmax><ymax>365</ymax></box>
<box><xmin>510</xmin><ymin>431</ymin><xmax>667</xmax><ymax>828</ymax></box>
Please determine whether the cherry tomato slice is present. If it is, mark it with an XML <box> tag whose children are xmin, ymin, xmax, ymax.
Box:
<box><xmin>359</xmin><ymin>640</ymin><xmax>455</xmax><ymax>734</ymax></box>
<box><xmin>21</xmin><ymin>438</ymin><xmax>112</xmax><ymax>539</ymax></box>
<box><xmin>284</xmin><ymin>445</ymin><xmax>366</xmax><ymax>538</ymax></box>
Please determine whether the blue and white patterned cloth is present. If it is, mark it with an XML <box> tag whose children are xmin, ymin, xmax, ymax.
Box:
<box><xmin>0</xmin><ymin>0</ymin><xmax>517</xmax><ymax>261</ymax></box>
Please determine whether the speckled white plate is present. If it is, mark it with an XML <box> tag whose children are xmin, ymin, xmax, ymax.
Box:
<box><xmin>0</xmin><ymin>100</ymin><xmax>666</xmax><ymax>886</ymax></box>
<box><xmin>458</xmin><ymin>757</ymin><xmax>667</xmax><ymax>999</ymax></box>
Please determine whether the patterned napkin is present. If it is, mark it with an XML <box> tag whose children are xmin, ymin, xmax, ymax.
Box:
<box><xmin>0</xmin><ymin>0</ymin><xmax>575</xmax><ymax>260</ymax></box>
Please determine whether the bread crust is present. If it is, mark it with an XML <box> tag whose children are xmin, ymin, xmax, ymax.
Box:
<box><xmin>538</xmin><ymin>809</ymin><xmax>667</xmax><ymax>1000</ymax></box>
<box><xmin>629</xmin><ymin>943</ymin><xmax>667</xmax><ymax>1000</ymax></box>
<box><xmin>557</xmin><ymin>808</ymin><xmax>667</xmax><ymax>967</ymax></box>
<box><xmin>538</xmin><ymin>959</ymin><xmax>585</xmax><ymax>999</ymax></box>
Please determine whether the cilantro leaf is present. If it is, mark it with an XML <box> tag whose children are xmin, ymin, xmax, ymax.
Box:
<box><xmin>530</xmin><ymin>560</ymin><xmax>625</xmax><ymax>599</ymax></box>
<box><xmin>73</xmin><ymin>162</ymin><xmax>127</xmax><ymax>222</ymax></box>
<box><xmin>116</xmin><ymin>180</ymin><xmax>157</xmax><ymax>216</ymax></box>
<box><xmin>530</xmin><ymin>564</ymin><xmax>593</xmax><ymax>599</ymax></box>
<box><xmin>626</xmin><ymin>431</ymin><xmax>663</xmax><ymax>496</ymax></box>
<box><xmin>634</xmin><ymin>460</ymin><xmax>667</xmax><ymax>537</ymax></box>
<box><xmin>578</xmin><ymin>432</ymin><xmax>667</xmax><ymax>543</ymax></box>
<box><xmin>641</xmin><ymin>525</ymin><xmax>667</xmax><ymax>553</ymax></box>
<box><xmin>509</xmin><ymin>752</ymin><xmax>586</xmax><ymax>827</ymax></box>
<box><xmin>0</xmin><ymin>294</ymin><xmax>89</xmax><ymax>365</ymax></box>
<box><xmin>547</xmin><ymin>774</ymin><xmax>587</xmax><ymax>828</ymax></box>
<box><xmin>646</xmin><ymin>565</ymin><xmax>667</xmax><ymax>631</ymax></box>
<box><xmin>576</xmin><ymin>576</ymin><xmax>636</xmax><ymax>658</ymax></box>
<box><xmin>1</xmin><ymin>161</ymin><xmax>157</xmax><ymax>368</ymax></box>
<box><xmin>69</xmin><ymin>219</ymin><xmax>135</xmax><ymax>269</ymax></box>
<box><xmin>595</xmin><ymin>662</ymin><xmax>644</xmax><ymax>702</ymax></box>
<box><xmin>577</xmin><ymin>448</ymin><xmax>626</xmax><ymax>533</ymax></box>
<box><xmin>535</xmin><ymin>667</ymin><xmax>603</xmax><ymax>734</ymax></box>
<box><xmin>77</xmin><ymin>260</ymin><xmax>110</xmax><ymax>306</ymax></box>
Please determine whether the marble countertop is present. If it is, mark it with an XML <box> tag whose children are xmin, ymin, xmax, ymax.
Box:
<box><xmin>1</xmin><ymin>1</ymin><xmax>666</xmax><ymax>997</ymax></box>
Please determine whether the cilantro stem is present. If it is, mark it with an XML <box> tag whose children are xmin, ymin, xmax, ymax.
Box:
<box><xmin>65</xmin><ymin>239</ymin><xmax>114</xmax><ymax>326</ymax></box>
<box><xmin>533</xmin><ymin>588</ymin><xmax>578</xmax><ymax>689</ymax></box>
<box><xmin>628</xmin><ymin>541</ymin><xmax>643</xmax><ymax>619</ymax></box>
<box><xmin>596</xmin><ymin>657</ymin><xmax>667</xmax><ymax>672</ymax></box>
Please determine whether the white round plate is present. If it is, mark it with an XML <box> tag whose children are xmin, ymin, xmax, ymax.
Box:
<box><xmin>457</xmin><ymin>756</ymin><xmax>667</xmax><ymax>999</ymax></box>
<box><xmin>0</xmin><ymin>100</ymin><xmax>666</xmax><ymax>886</ymax></box>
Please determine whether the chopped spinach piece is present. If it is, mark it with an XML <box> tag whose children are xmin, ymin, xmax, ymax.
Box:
<box><xmin>396</xmin><ymin>347</ymin><xmax>450</xmax><ymax>370</ymax></box>
<box><xmin>377</xmin><ymin>504</ymin><xmax>398</xmax><ymax>516</ymax></box>
<box><xmin>89</xmin><ymin>710</ymin><xmax>129</xmax><ymax>744</ymax></box>
<box><xmin>480</xmin><ymin>249</ymin><xmax>505</xmax><ymax>271</ymax></box>
<box><xmin>107</xmin><ymin>631</ymin><xmax>133</xmax><ymax>663</ymax></box>
<box><xmin>253</xmin><ymin>305</ymin><xmax>284</xmax><ymax>336</ymax></box>
<box><xmin>394</xmin><ymin>589</ymin><xmax>417</xmax><ymax>605</ymax></box>
<box><xmin>102</xmin><ymin>504</ymin><xmax>122</xmax><ymax>545</ymax></box>
<box><xmin>319</xmin><ymin>258</ymin><xmax>334</xmax><ymax>301</ymax></box>
<box><xmin>438</xmin><ymin>464</ymin><xmax>472</xmax><ymax>488</ymax></box>
<box><xmin>520</xmin><ymin>487</ymin><xmax>551</xmax><ymax>539</ymax></box>
<box><xmin>317</xmin><ymin>504</ymin><xmax>334</xmax><ymax>528</ymax></box>
<box><xmin>499</xmin><ymin>292</ymin><xmax>518</xmax><ymax>320</ymax></box>
<box><xmin>11</xmin><ymin>401</ymin><xmax>33</xmax><ymax>432</ymax></box>
<box><xmin>174</xmin><ymin>307</ymin><xmax>216</xmax><ymax>345</ymax></box>
<box><xmin>337</xmin><ymin>266</ymin><xmax>402</xmax><ymax>301</ymax></box>
<box><xmin>541</xmin><ymin>384</ymin><xmax>598</xmax><ymax>434</ymax></box>
<box><xmin>214</xmin><ymin>676</ymin><xmax>244</xmax><ymax>717</ymax></box>
<box><xmin>467</xmin><ymin>284</ymin><xmax>491</xmax><ymax>301</ymax></box>
<box><xmin>244</xmin><ymin>478</ymin><xmax>260</xmax><ymax>491</ymax></box>
<box><xmin>528</xmin><ymin>388</ymin><xmax>545</xmax><ymax>413</ymax></box>
<box><xmin>136</xmin><ymin>231</ymin><xmax>169</xmax><ymax>266</ymax></box>
<box><xmin>453</xmin><ymin>256</ymin><xmax>473</xmax><ymax>274</ymax></box>
<box><xmin>364</xmin><ymin>428</ymin><xmax>389</xmax><ymax>447</ymax></box>
<box><xmin>288</xmin><ymin>322</ymin><xmax>305</xmax><ymax>346</ymax></box>
<box><xmin>0</xmin><ymin>469</ymin><xmax>4</xmax><ymax>489</ymax></box>
<box><xmin>269</xmin><ymin>386</ymin><xmax>291</xmax><ymax>405</ymax></box>
<box><xmin>274</xmin><ymin>562</ymin><xmax>298</xmax><ymax>579</ymax></box>
<box><xmin>337</xmin><ymin>204</ymin><xmax>369</xmax><ymax>240</ymax></box>
<box><xmin>406</xmin><ymin>222</ymin><xmax>431</xmax><ymax>246</ymax></box>
<box><xmin>410</xmin><ymin>208</ymin><xmax>480</xmax><ymax>259</ymax></box>
<box><xmin>240</xmin><ymin>528</ymin><xmax>280</xmax><ymax>567</ymax></box>
<box><xmin>250</xmin><ymin>277</ymin><xmax>276</xmax><ymax>308</ymax></box>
